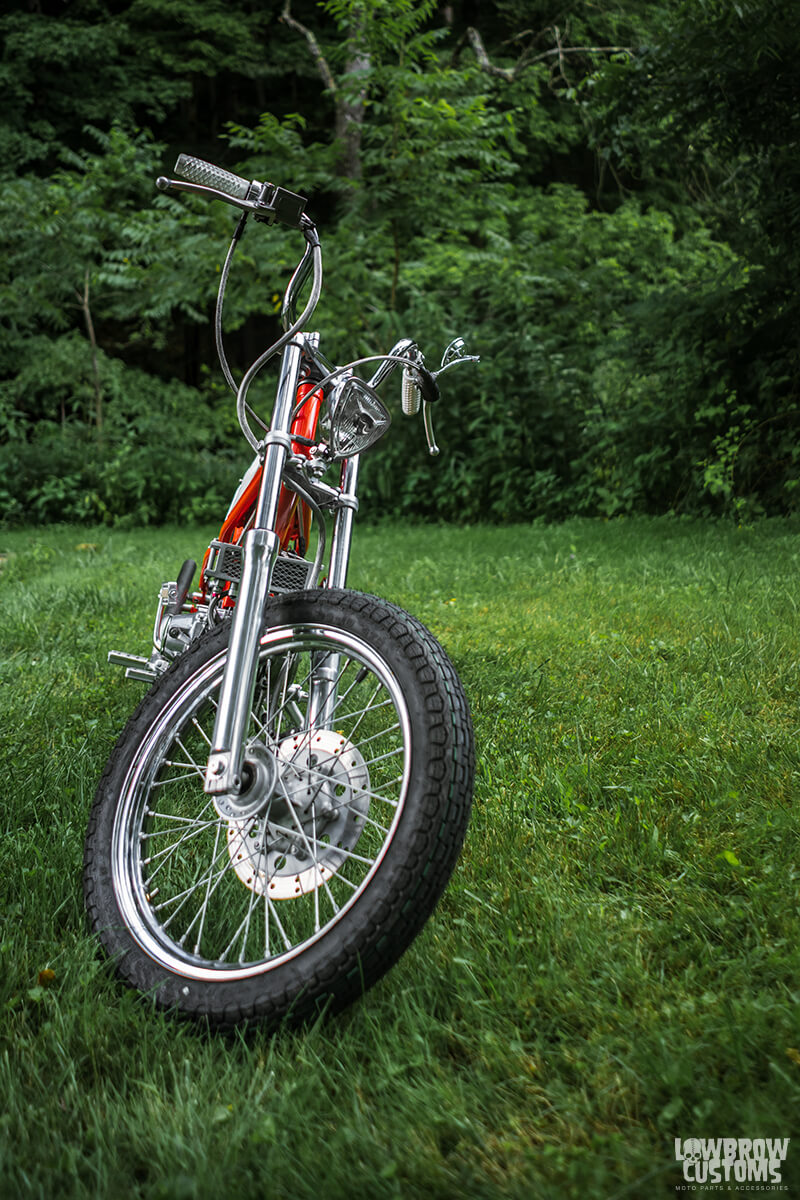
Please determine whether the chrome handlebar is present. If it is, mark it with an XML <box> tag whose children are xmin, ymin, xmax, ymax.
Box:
<box><xmin>159</xmin><ymin>155</ymin><xmax>479</xmax><ymax>458</ymax></box>
<box><xmin>157</xmin><ymin>154</ymin><xmax>309</xmax><ymax>229</ymax></box>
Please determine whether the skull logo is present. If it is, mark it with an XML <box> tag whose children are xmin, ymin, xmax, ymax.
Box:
<box><xmin>682</xmin><ymin>1139</ymin><xmax>703</xmax><ymax>1165</ymax></box>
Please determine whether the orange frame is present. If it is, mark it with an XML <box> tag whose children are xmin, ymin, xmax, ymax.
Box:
<box><xmin>200</xmin><ymin>382</ymin><xmax>324</xmax><ymax>596</ymax></box>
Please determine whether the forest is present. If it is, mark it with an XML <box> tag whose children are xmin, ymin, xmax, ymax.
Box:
<box><xmin>1</xmin><ymin>0</ymin><xmax>798</xmax><ymax>526</ymax></box>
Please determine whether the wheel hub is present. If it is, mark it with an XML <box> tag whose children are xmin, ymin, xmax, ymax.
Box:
<box><xmin>226</xmin><ymin>730</ymin><xmax>370</xmax><ymax>898</ymax></box>
<box><xmin>212</xmin><ymin>743</ymin><xmax>278</xmax><ymax>821</ymax></box>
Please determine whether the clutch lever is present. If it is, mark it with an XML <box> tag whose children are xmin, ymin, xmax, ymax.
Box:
<box><xmin>404</xmin><ymin>364</ymin><xmax>441</xmax><ymax>457</ymax></box>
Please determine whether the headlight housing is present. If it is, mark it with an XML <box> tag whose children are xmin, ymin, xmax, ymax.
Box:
<box><xmin>328</xmin><ymin>377</ymin><xmax>391</xmax><ymax>460</ymax></box>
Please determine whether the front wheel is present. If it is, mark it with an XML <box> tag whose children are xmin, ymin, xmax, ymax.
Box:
<box><xmin>84</xmin><ymin>590</ymin><xmax>474</xmax><ymax>1029</ymax></box>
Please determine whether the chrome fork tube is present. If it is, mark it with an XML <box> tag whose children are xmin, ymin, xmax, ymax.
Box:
<box><xmin>305</xmin><ymin>455</ymin><xmax>360</xmax><ymax>730</ymax></box>
<box><xmin>327</xmin><ymin>455</ymin><xmax>360</xmax><ymax>589</ymax></box>
<box><xmin>204</xmin><ymin>338</ymin><xmax>306</xmax><ymax>797</ymax></box>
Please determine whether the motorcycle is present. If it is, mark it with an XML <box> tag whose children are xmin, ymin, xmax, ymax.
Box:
<box><xmin>83</xmin><ymin>155</ymin><xmax>477</xmax><ymax>1029</ymax></box>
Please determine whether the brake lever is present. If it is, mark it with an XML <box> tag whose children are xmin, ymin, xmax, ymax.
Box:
<box><xmin>403</xmin><ymin>364</ymin><xmax>440</xmax><ymax>453</ymax></box>
<box><xmin>421</xmin><ymin>339</ymin><xmax>479</xmax><ymax>456</ymax></box>
<box><xmin>423</xmin><ymin>401</ymin><xmax>439</xmax><ymax>457</ymax></box>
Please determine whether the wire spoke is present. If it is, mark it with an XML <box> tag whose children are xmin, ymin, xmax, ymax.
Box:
<box><xmin>348</xmin><ymin>721</ymin><xmax>401</xmax><ymax>749</ymax></box>
<box><xmin>276</xmin><ymin>776</ymin><xmax>342</xmax><ymax>917</ymax></box>
<box><xmin>143</xmin><ymin>819</ymin><xmax>217</xmax><ymax>861</ymax></box>
<box><xmin>339</xmin><ymin>680</ymin><xmax>383</xmax><ymax>740</ymax></box>
<box><xmin>311</xmin><ymin>807</ymin><xmax>321</xmax><ymax>932</ymax></box>
<box><xmin>262</xmin><ymin>657</ymin><xmax>311</xmax><ymax>729</ymax></box>
<box><xmin>356</xmin><ymin>810</ymin><xmax>391</xmax><ymax>837</ymax></box>
<box><xmin>220</xmin><ymin>865</ymin><xmax>263</xmax><ymax>963</ymax></box>
<box><xmin>143</xmin><ymin>819</ymin><xmax>222</xmax><ymax>883</ymax></box>
<box><xmin>331</xmin><ymin>694</ymin><xmax>394</xmax><ymax>729</ymax></box>
<box><xmin>173</xmin><ymin>734</ymin><xmax>205</xmax><ymax>779</ymax></box>
<box><xmin>277</xmin><ymin>743</ymin><xmax>402</xmax><ymax>809</ymax></box>
<box><xmin>192</xmin><ymin>822</ymin><xmax>222</xmax><ymax>955</ymax></box>
<box><xmin>266</xmin><ymin>821</ymin><xmax>377</xmax><ymax>868</ymax></box>
<box><xmin>191</xmin><ymin>716</ymin><xmax>212</xmax><ymax>746</ymax></box>
<box><xmin>155</xmin><ymin>822</ymin><xmax>249</xmax><ymax>926</ymax></box>
<box><xmin>359</xmin><ymin>745</ymin><xmax>405</xmax><ymax>772</ymax></box>
<box><xmin>177</xmin><ymin>825</ymin><xmax>256</xmax><ymax>955</ymax></box>
<box><xmin>142</xmin><ymin>804</ymin><xmax>217</xmax><ymax>829</ymax></box>
<box><xmin>264</xmin><ymin>887</ymin><xmax>293</xmax><ymax>951</ymax></box>
<box><xmin>126</xmin><ymin>621</ymin><xmax>412</xmax><ymax>970</ymax></box>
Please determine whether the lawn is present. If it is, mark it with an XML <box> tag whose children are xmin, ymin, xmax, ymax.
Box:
<box><xmin>1</xmin><ymin>516</ymin><xmax>798</xmax><ymax>1198</ymax></box>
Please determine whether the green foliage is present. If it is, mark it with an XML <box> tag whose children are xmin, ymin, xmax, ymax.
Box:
<box><xmin>357</xmin><ymin>188</ymin><xmax>764</xmax><ymax>521</ymax></box>
<box><xmin>325</xmin><ymin>0</ymin><xmax>440</xmax><ymax>53</ymax></box>
<box><xmin>0</xmin><ymin>124</ymin><xmax>289</xmax><ymax>522</ymax></box>
<box><xmin>0</xmin><ymin>0</ymin><xmax>797</xmax><ymax>527</ymax></box>
<box><xmin>587</xmin><ymin>0</ymin><xmax>800</xmax><ymax>518</ymax></box>
<box><xmin>0</xmin><ymin>352</ymin><xmax>241</xmax><ymax>527</ymax></box>
<box><xmin>0</xmin><ymin>0</ymin><xmax>272</xmax><ymax>174</ymax></box>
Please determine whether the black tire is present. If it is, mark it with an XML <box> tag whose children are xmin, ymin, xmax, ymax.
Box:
<box><xmin>84</xmin><ymin>590</ymin><xmax>474</xmax><ymax>1029</ymax></box>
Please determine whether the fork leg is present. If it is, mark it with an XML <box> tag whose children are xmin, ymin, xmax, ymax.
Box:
<box><xmin>204</xmin><ymin>339</ymin><xmax>305</xmax><ymax>797</ymax></box>
<box><xmin>204</xmin><ymin>526</ymin><xmax>280</xmax><ymax>796</ymax></box>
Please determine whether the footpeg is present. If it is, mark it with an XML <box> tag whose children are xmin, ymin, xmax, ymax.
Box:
<box><xmin>107</xmin><ymin>650</ymin><xmax>165</xmax><ymax>683</ymax></box>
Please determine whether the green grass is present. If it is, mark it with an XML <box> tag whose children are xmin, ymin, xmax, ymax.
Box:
<box><xmin>1</xmin><ymin>516</ymin><xmax>799</xmax><ymax>1198</ymax></box>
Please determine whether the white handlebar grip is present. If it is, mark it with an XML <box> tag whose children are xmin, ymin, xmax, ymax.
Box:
<box><xmin>174</xmin><ymin>154</ymin><xmax>251</xmax><ymax>200</ymax></box>
<box><xmin>401</xmin><ymin>367</ymin><xmax>422</xmax><ymax>416</ymax></box>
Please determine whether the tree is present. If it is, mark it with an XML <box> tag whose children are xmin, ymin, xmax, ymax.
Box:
<box><xmin>0</xmin><ymin>0</ymin><xmax>274</xmax><ymax>175</ymax></box>
<box><xmin>591</xmin><ymin>0</ymin><xmax>800</xmax><ymax>514</ymax></box>
<box><xmin>1</xmin><ymin>0</ymin><xmax>797</xmax><ymax>525</ymax></box>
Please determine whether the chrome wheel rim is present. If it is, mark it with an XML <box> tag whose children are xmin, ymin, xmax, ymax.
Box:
<box><xmin>111</xmin><ymin>623</ymin><xmax>411</xmax><ymax>981</ymax></box>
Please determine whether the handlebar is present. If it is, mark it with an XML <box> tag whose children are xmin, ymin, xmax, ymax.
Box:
<box><xmin>156</xmin><ymin>154</ymin><xmax>310</xmax><ymax>230</ymax></box>
<box><xmin>174</xmin><ymin>154</ymin><xmax>253</xmax><ymax>200</ymax></box>
<box><xmin>158</xmin><ymin>153</ymin><xmax>478</xmax><ymax>458</ymax></box>
<box><xmin>157</xmin><ymin>153</ymin><xmax>322</xmax><ymax>453</ymax></box>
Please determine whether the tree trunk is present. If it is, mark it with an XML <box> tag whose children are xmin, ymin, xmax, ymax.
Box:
<box><xmin>281</xmin><ymin>1</ymin><xmax>369</xmax><ymax>180</ymax></box>
<box><xmin>334</xmin><ymin>35</ymin><xmax>369</xmax><ymax>181</ymax></box>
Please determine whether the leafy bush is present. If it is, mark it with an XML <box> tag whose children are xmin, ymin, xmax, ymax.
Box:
<box><xmin>357</xmin><ymin>188</ymin><xmax>782</xmax><ymax>522</ymax></box>
<box><xmin>0</xmin><ymin>353</ymin><xmax>242</xmax><ymax>528</ymax></box>
<box><xmin>1</xmin><ymin>2</ymin><xmax>797</xmax><ymax>527</ymax></box>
